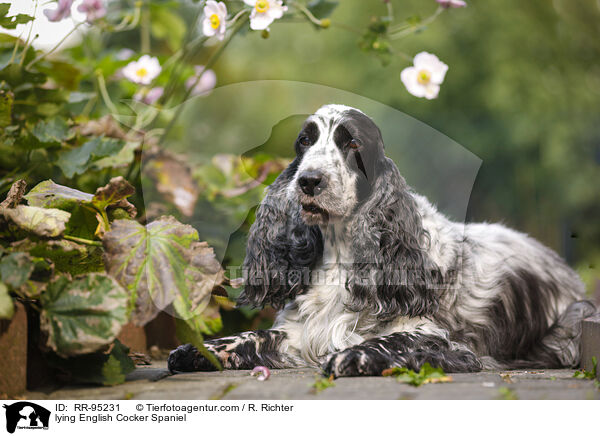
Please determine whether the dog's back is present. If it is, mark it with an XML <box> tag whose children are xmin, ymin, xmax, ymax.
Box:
<box><xmin>417</xmin><ymin>194</ymin><xmax>595</xmax><ymax>369</ymax></box>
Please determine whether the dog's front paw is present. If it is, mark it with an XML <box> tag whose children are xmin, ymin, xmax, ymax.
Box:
<box><xmin>323</xmin><ymin>349</ymin><xmax>366</xmax><ymax>378</ymax></box>
<box><xmin>322</xmin><ymin>349</ymin><xmax>390</xmax><ymax>378</ymax></box>
<box><xmin>168</xmin><ymin>344</ymin><xmax>219</xmax><ymax>372</ymax></box>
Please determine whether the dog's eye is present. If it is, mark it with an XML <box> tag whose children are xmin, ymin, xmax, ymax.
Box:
<box><xmin>348</xmin><ymin>139</ymin><xmax>360</xmax><ymax>149</ymax></box>
<box><xmin>299</xmin><ymin>136</ymin><xmax>311</xmax><ymax>147</ymax></box>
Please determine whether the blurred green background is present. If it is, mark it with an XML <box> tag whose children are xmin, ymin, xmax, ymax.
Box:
<box><xmin>1</xmin><ymin>0</ymin><xmax>598</xmax><ymax>345</ymax></box>
<box><xmin>166</xmin><ymin>0</ymin><xmax>599</xmax><ymax>298</ymax></box>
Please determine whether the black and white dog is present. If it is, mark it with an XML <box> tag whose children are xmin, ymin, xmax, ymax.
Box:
<box><xmin>169</xmin><ymin>104</ymin><xmax>595</xmax><ymax>377</ymax></box>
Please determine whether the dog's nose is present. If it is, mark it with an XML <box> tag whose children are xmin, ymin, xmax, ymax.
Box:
<box><xmin>298</xmin><ymin>170</ymin><xmax>327</xmax><ymax>196</ymax></box>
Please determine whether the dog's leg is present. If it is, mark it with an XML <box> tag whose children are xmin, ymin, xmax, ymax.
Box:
<box><xmin>323</xmin><ymin>332</ymin><xmax>482</xmax><ymax>377</ymax></box>
<box><xmin>168</xmin><ymin>330</ymin><xmax>301</xmax><ymax>372</ymax></box>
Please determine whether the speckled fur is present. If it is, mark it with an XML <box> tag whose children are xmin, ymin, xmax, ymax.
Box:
<box><xmin>168</xmin><ymin>104</ymin><xmax>596</xmax><ymax>377</ymax></box>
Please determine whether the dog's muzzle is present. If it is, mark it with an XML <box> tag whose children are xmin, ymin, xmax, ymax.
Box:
<box><xmin>298</xmin><ymin>170</ymin><xmax>328</xmax><ymax>197</ymax></box>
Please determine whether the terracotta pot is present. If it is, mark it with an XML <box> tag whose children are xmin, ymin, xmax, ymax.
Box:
<box><xmin>0</xmin><ymin>302</ymin><xmax>27</xmax><ymax>398</ymax></box>
<box><xmin>117</xmin><ymin>322</ymin><xmax>148</xmax><ymax>353</ymax></box>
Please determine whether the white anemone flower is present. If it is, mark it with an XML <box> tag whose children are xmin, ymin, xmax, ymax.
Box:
<box><xmin>202</xmin><ymin>1</ymin><xmax>228</xmax><ymax>40</ymax></box>
<box><xmin>244</xmin><ymin>0</ymin><xmax>287</xmax><ymax>31</ymax></box>
<box><xmin>400</xmin><ymin>52</ymin><xmax>448</xmax><ymax>100</ymax></box>
<box><xmin>122</xmin><ymin>55</ymin><xmax>161</xmax><ymax>85</ymax></box>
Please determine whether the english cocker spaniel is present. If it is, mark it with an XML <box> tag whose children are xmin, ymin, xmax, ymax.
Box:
<box><xmin>169</xmin><ymin>104</ymin><xmax>595</xmax><ymax>377</ymax></box>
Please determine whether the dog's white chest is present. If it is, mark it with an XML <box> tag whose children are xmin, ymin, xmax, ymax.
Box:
<box><xmin>276</xmin><ymin>225</ymin><xmax>367</xmax><ymax>365</ymax></box>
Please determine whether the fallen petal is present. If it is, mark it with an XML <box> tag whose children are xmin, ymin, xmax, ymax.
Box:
<box><xmin>250</xmin><ymin>366</ymin><xmax>271</xmax><ymax>381</ymax></box>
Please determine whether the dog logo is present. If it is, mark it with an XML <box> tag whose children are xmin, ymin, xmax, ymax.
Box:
<box><xmin>2</xmin><ymin>402</ymin><xmax>50</xmax><ymax>434</ymax></box>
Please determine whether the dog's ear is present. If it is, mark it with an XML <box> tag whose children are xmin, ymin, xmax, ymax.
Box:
<box><xmin>347</xmin><ymin>157</ymin><xmax>440</xmax><ymax>320</ymax></box>
<box><xmin>237</xmin><ymin>159</ymin><xmax>323</xmax><ymax>309</ymax></box>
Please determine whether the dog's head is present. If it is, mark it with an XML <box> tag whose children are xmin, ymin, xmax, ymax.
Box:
<box><xmin>239</xmin><ymin>104</ymin><xmax>439</xmax><ymax>319</ymax></box>
<box><xmin>287</xmin><ymin>104</ymin><xmax>385</xmax><ymax>225</ymax></box>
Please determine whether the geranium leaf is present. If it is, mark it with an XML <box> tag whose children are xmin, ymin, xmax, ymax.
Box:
<box><xmin>0</xmin><ymin>282</ymin><xmax>14</xmax><ymax>319</ymax></box>
<box><xmin>0</xmin><ymin>89</ymin><xmax>13</xmax><ymax>127</ymax></box>
<box><xmin>25</xmin><ymin>180</ymin><xmax>94</xmax><ymax>210</ymax></box>
<box><xmin>0</xmin><ymin>205</ymin><xmax>71</xmax><ymax>237</ymax></box>
<box><xmin>0</xmin><ymin>252</ymin><xmax>34</xmax><ymax>288</ymax></box>
<box><xmin>11</xmin><ymin>239</ymin><xmax>104</xmax><ymax>275</ymax></box>
<box><xmin>145</xmin><ymin>151</ymin><xmax>198</xmax><ymax>216</ymax></box>
<box><xmin>31</xmin><ymin>117</ymin><xmax>72</xmax><ymax>144</ymax></box>
<box><xmin>40</xmin><ymin>273</ymin><xmax>128</xmax><ymax>357</ymax></box>
<box><xmin>103</xmin><ymin>216</ymin><xmax>225</xmax><ymax>326</ymax></box>
<box><xmin>92</xmin><ymin>176</ymin><xmax>135</xmax><ymax>212</ymax></box>
<box><xmin>56</xmin><ymin>137</ymin><xmax>124</xmax><ymax>178</ymax></box>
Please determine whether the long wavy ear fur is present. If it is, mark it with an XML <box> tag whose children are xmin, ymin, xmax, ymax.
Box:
<box><xmin>237</xmin><ymin>159</ymin><xmax>323</xmax><ymax>309</ymax></box>
<box><xmin>347</xmin><ymin>157</ymin><xmax>440</xmax><ymax>320</ymax></box>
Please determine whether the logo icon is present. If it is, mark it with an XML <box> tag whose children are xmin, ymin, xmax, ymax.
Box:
<box><xmin>2</xmin><ymin>402</ymin><xmax>50</xmax><ymax>434</ymax></box>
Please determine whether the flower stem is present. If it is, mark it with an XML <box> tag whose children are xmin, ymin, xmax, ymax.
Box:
<box><xmin>95</xmin><ymin>70</ymin><xmax>120</xmax><ymax>115</ymax></box>
<box><xmin>25</xmin><ymin>22</ymin><xmax>84</xmax><ymax>70</ymax></box>
<box><xmin>389</xmin><ymin>6</ymin><xmax>444</xmax><ymax>40</ymax></box>
<box><xmin>64</xmin><ymin>235</ymin><xmax>103</xmax><ymax>247</ymax></box>
<box><xmin>156</xmin><ymin>4</ymin><xmax>207</xmax><ymax>107</ymax></box>
<box><xmin>8</xmin><ymin>35</ymin><xmax>21</xmax><ymax>65</ymax></box>
<box><xmin>227</xmin><ymin>8</ymin><xmax>249</xmax><ymax>26</ymax></box>
<box><xmin>140</xmin><ymin>2</ymin><xmax>151</xmax><ymax>53</ymax></box>
<box><xmin>290</xmin><ymin>0</ymin><xmax>326</xmax><ymax>27</ymax></box>
<box><xmin>112</xmin><ymin>1</ymin><xmax>142</xmax><ymax>32</ymax></box>
<box><xmin>159</xmin><ymin>14</ymin><xmax>249</xmax><ymax>143</ymax></box>
<box><xmin>385</xmin><ymin>0</ymin><xmax>394</xmax><ymax>21</ymax></box>
<box><xmin>19</xmin><ymin>0</ymin><xmax>38</xmax><ymax>66</ymax></box>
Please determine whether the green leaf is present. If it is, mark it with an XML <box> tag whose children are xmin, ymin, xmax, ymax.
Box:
<box><xmin>56</xmin><ymin>137</ymin><xmax>124</xmax><ymax>178</ymax></box>
<box><xmin>103</xmin><ymin>216</ymin><xmax>225</xmax><ymax>326</ymax></box>
<box><xmin>311</xmin><ymin>375</ymin><xmax>335</xmax><ymax>393</ymax></box>
<box><xmin>382</xmin><ymin>363</ymin><xmax>451</xmax><ymax>386</ymax></box>
<box><xmin>65</xmin><ymin>206</ymin><xmax>100</xmax><ymax>240</ymax></box>
<box><xmin>92</xmin><ymin>175</ymin><xmax>135</xmax><ymax>212</ymax></box>
<box><xmin>0</xmin><ymin>252</ymin><xmax>33</xmax><ymax>288</ymax></box>
<box><xmin>0</xmin><ymin>205</ymin><xmax>71</xmax><ymax>237</ymax></box>
<box><xmin>0</xmin><ymin>64</ymin><xmax>45</xmax><ymax>87</ymax></box>
<box><xmin>0</xmin><ymin>282</ymin><xmax>14</xmax><ymax>320</ymax></box>
<box><xmin>174</xmin><ymin>315</ymin><xmax>222</xmax><ymax>370</ymax></box>
<box><xmin>497</xmin><ymin>387</ymin><xmax>518</xmax><ymax>400</ymax></box>
<box><xmin>31</xmin><ymin>117</ymin><xmax>72</xmax><ymax>144</ymax></box>
<box><xmin>25</xmin><ymin>178</ymin><xmax>135</xmax><ymax>216</ymax></box>
<box><xmin>25</xmin><ymin>180</ymin><xmax>94</xmax><ymax>210</ymax></box>
<box><xmin>46</xmin><ymin>340</ymin><xmax>135</xmax><ymax>386</ymax></box>
<box><xmin>307</xmin><ymin>0</ymin><xmax>339</xmax><ymax>19</ymax></box>
<box><xmin>68</xmin><ymin>91</ymin><xmax>96</xmax><ymax>104</ymax></box>
<box><xmin>0</xmin><ymin>89</ymin><xmax>13</xmax><ymax>127</ymax></box>
<box><xmin>0</xmin><ymin>3</ymin><xmax>33</xmax><ymax>30</ymax></box>
<box><xmin>572</xmin><ymin>356</ymin><xmax>598</xmax><ymax>380</ymax></box>
<box><xmin>35</xmin><ymin>59</ymin><xmax>81</xmax><ymax>91</ymax></box>
<box><xmin>40</xmin><ymin>273</ymin><xmax>129</xmax><ymax>357</ymax></box>
<box><xmin>0</xmin><ymin>14</ymin><xmax>33</xmax><ymax>30</ymax></box>
<box><xmin>24</xmin><ymin>178</ymin><xmax>136</xmax><ymax>238</ymax></box>
<box><xmin>93</xmin><ymin>141</ymin><xmax>138</xmax><ymax>170</ymax></box>
<box><xmin>11</xmin><ymin>239</ymin><xmax>104</xmax><ymax>275</ymax></box>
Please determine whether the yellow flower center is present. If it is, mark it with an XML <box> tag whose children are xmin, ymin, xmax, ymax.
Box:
<box><xmin>417</xmin><ymin>69</ymin><xmax>431</xmax><ymax>85</ymax></box>
<box><xmin>136</xmin><ymin>67</ymin><xmax>148</xmax><ymax>78</ymax></box>
<box><xmin>209</xmin><ymin>14</ymin><xmax>220</xmax><ymax>29</ymax></box>
<box><xmin>255</xmin><ymin>0</ymin><xmax>269</xmax><ymax>13</ymax></box>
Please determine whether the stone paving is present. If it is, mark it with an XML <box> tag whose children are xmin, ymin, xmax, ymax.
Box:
<box><xmin>26</xmin><ymin>361</ymin><xmax>600</xmax><ymax>400</ymax></box>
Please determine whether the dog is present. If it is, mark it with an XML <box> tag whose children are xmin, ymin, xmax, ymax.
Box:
<box><xmin>168</xmin><ymin>104</ymin><xmax>595</xmax><ymax>377</ymax></box>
